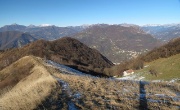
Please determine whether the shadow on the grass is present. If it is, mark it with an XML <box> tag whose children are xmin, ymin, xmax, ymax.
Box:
<box><xmin>139</xmin><ymin>81</ymin><xmax>148</xmax><ymax>110</ymax></box>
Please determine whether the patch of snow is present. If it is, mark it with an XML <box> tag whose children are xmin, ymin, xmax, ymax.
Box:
<box><xmin>46</xmin><ymin>60</ymin><xmax>89</xmax><ymax>76</ymax></box>
<box><xmin>54</xmin><ymin>76</ymin><xmax>81</xmax><ymax>110</ymax></box>
<box><xmin>27</xmin><ymin>24</ymin><xmax>37</xmax><ymax>28</ymax></box>
<box><xmin>116</xmin><ymin>75</ymin><xmax>136</xmax><ymax>80</ymax></box>
<box><xmin>120</xmin><ymin>23</ymin><xmax>138</xmax><ymax>27</ymax></box>
<box><xmin>147</xmin><ymin>99</ymin><xmax>161</xmax><ymax>103</ymax></box>
<box><xmin>116</xmin><ymin>73</ymin><xmax>145</xmax><ymax>81</ymax></box>
<box><xmin>73</xmin><ymin>92</ymin><xmax>81</xmax><ymax>99</ymax></box>
<box><xmin>152</xmin><ymin>80</ymin><xmax>164</xmax><ymax>82</ymax></box>
<box><xmin>39</xmin><ymin>24</ymin><xmax>53</xmax><ymax>27</ymax></box>
<box><xmin>169</xmin><ymin>78</ymin><xmax>180</xmax><ymax>83</ymax></box>
<box><xmin>144</xmin><ymin>65</ymin><xmax>149</xmax><ymax>68</ymax></box>
<box><xmin>171</xmin><ymin>97</ymin><xmax>180</xmax><ymax>102</ymax></box>
<box><xmin>11</xmin><ymin>23</ymin><xmax>19</xmax><ymax>25</ymax></box>
<box><xmin>80</xmin><ymin>24</ymin><xmax>91</xmax><ymax>28</ymax></box>
<box><xmin>123</xmin><ymin>88</ymin><xmax>129</xmax><ymax>92</ymax></box>
<box><xmin>143</xmin><ymin>24</ymin><xmax>162</xmax><ymax>27</ymax></box>
<box><xmin>155</xmin><ymin>94</ymin><xmax>165</xmax><ymax>97</ymax></box>
<box><xmin>139</xmin><ymin>76</ymin><xmax>145</xmax><ymax>80</ymax></box>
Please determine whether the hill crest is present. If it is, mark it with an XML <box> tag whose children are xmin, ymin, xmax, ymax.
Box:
<box><xmin>0</xmin><ymin>37</ymin><xmax>113</xmax><ymax>76</ymax></box>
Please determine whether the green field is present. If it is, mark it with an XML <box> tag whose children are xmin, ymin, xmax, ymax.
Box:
<box><xmin>134</xmin><ymin>54</ymin><xmax>180</xmax><ymax>81</ymax></box>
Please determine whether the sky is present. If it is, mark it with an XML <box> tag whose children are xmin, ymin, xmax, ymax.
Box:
<box><xmin>0</xmin><ymin>0</ymin><xmax>180</xmax><ymax>27</ymax></box>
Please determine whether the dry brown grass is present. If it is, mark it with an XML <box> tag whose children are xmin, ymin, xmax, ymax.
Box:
<box><xmin>0</xmin><ymin>56</ymin><xmax>36</xmax><ymax>89</ymax></box>
<box><xmin>51</xmin><ymin>70</ymin><xmax>180</xmax><ymax>110</ymax></box>
<box><xmin>0</xmin><ymin>56</ymin><xmax>57</xmax><ymax>110</ymax></box>
<box><xmin>0</xmin><ymin>55</ymin><xmax>179</xmax><ymax>109</ymax></box>
<box><xmin>52</xmin><ymin>72</ymin><xmax>140</xmax><ymax>109</ymax></box>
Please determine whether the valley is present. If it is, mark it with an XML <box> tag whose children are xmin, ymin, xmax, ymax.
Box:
<box><xmin>0</xmin><ymin>23</ymin><xmax>179</xmax><ymax>110</ymax></box>
<box><xmin>0</xmin><ymin>23</ymin><xmax>162</xmax><ymax>63</ymax></box>
<box><xmin>1</xmin><ymin>0</ymin><xmax>180</xmax><ymax>109</ymax></box>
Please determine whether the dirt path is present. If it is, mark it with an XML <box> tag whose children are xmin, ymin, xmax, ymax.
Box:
<box><xmin>54</xmin><ymin>76</ymin><xmax>81</xmax><ymax>110</ymax></box>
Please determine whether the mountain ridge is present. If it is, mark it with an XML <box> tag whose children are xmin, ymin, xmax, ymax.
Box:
<box><xmin>72</xmin><ymin>25</ymin><xmax>161</xmax><ymax>62</ymax></box>
<box><xmin>0</xmin><ymin>37</ymin><xmax>113</xmax><ymax>76</ymax></box>
<box><xmin>0</xmin><ymin>31</ymin><xmax>37</xmax><ymax>50</ymax></box>
<box><xmin>0</xmin><ymin>24</ymin><xmax>84</xmax><ymax>40</ymax></box>
<box><xmin>142</xmin><ymin>24</ymin><xmax>180</xmax><ymax>41</ymax></box>
<box><xmin>140</xmin><ymin>37</ymin><xmax>180</xmax><ymax>62</ymax></box>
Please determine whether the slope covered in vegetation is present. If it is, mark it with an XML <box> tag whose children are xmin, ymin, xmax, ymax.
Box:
<box><xmin>0</xmin><ymin>56</ymin><xmax>57</xmax><ymax>110</ymax></box>
<box><xmin>0</xmin><ymin>37</ymin><xmax>113</xmax><ymax>76</ymax></box>
<box><xmin>0</xmin><ymin>56</ymin><xmax>179</xmax><ymax>109</ymax></box>
<box><xmin>141</xmin><ymin>37</ymin><xmax>180</xmax><ymax>62</ymax></box>
<box><xmin>0</xmin><ymin>31</ymin><xmax>37</xmax><ymax>50</ymax></box>
<box><xmin>134</xmin><ymin>53</ymin><xmax>180</xmax><ymax>81</ymax></box>
<box><xmin>72</xmin><ymin>24</ymin><xmax>161</xmax><ymax>63</ymax></box>
<box><xmin>110</xmin><ymin>37</ymin><xmax>180</xmax><ymax>77</ymax></box>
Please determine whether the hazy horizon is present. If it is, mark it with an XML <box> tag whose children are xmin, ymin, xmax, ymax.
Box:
<box><xmin>2</xmin><ymin>22</ymin><xmax>180</xmax><ymax>28</ymax></box>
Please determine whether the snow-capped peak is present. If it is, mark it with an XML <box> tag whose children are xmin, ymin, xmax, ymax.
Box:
<box><xmin>120</xmin><ymin>23</ymin><xmax>139</xmax><ymax>27</ymax></box>
<box><xmin>81</xmin><ymin>24</ymin><xmax>91</xmax><ymax>28</ymax></box>
<box><xmin>11</xmin><ymin>23</ymin><xmax>19</xmax><ymax>26</ymax></box>
<box><xmin>39</xmin><ymin>24</ymin><xmax>53</xmax><ymax>27</ymax></box>
<box><xmin>142</xmin><ymin>24</ymin><xmax>162</xmax><ymax>27</ymax></box>
<box><xmin>27</xmin><ymin>24</ymin><xmax>37</xmax><ymax>28</ymax></box>
<box><xmin>142</xmin><ymin>23</ymin><xmax>180</xmax><ymax>27</ymax></box>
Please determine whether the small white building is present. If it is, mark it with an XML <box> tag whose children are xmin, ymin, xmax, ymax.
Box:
<box><xmin>123</xmin><ymin>69</ymin><xmax>134</xmax><ymax>76</ymax></box>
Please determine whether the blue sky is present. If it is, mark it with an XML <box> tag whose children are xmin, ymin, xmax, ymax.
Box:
<box><xmin>0</xmin><ymin>0</ymin><xmax>180</xmax><ymax>27</ymax></box>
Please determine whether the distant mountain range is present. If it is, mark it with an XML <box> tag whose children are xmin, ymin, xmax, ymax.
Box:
<box><xmin>1</xmin><ymin>23</ymin><xmax>180</xmax><ymax>41</ymax></box>
<box><xmin>0</xmin><ymin>31</ymin><xmax>37</xmax><ymax>50</ymax></box>
<box><xmin>72</xmin><ymin>24</ymin><xmax>161</xmax><ymax>63</ymax></box>
<box><xmin>142</xmin><ymin>24</ymin><xmax>180</xmax><ymax>41</ymax></box>
<box><xmin>1</xmin><ymin>23</ymin><xmax>180</xmax><ymax>62</ymax></box>
<box><xmin>0</xmin><ymin>24</ymin><xmax>85</xmax><ymax>40</ymax></box>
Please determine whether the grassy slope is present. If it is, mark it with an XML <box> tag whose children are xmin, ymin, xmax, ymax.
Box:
<box><xmin>0</xmin><ymin>56</ymin><xmax>36</xmax><ymax>89</ymax></box>
<box><xmin>135</xmin><ymin>54</ymin><xmax>180</xmax><ymax>81</ymax></box>
<box><xmin>0</xmin><ymin>56</ymin><xmax>57</xmax><ymax>110</ymax></box>
<box><xmin>45</xmin><ymin>61</ymin><xmax>180</xmax><ymax>109</ymax></box>
<box><xmin>0</xmin><ymin>55</ymin><xmax>179</xmax><ymax>109</ymax></box>
<box><xmin>52</xmin><ymin>72</ymin><xmax>180</xmax><ymax>110</ymax></box>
